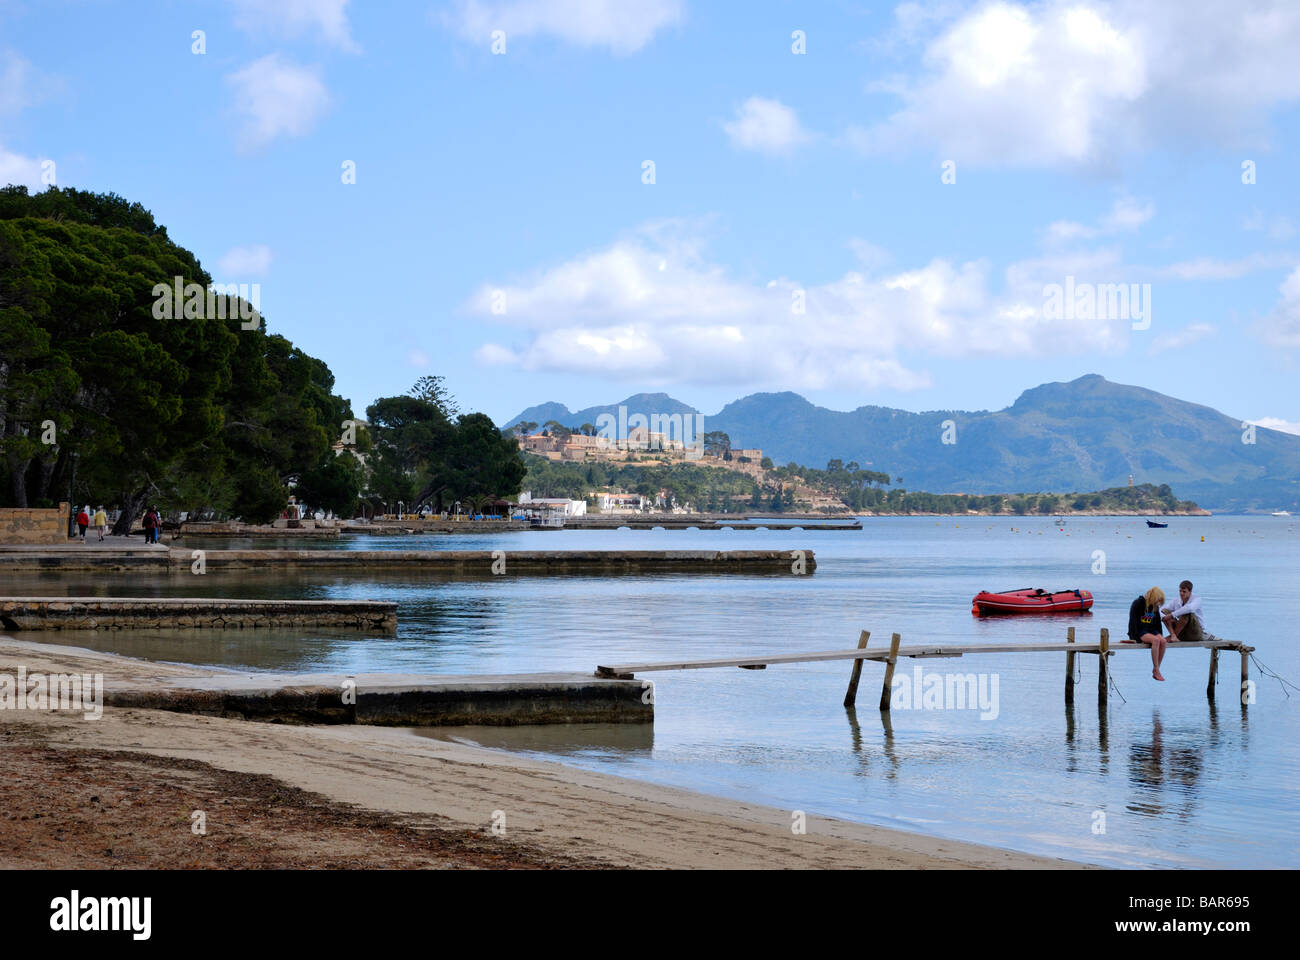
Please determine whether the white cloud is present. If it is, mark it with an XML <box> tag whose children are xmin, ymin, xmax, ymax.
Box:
<box><xmin>1048</xmin><ymin>195</ymin><xmax>1155</xmax><ymax>242</ymax></box>
<box><xmin>850</xmin><ymin>0</ymin><xmax>1300</xmax><ymax>167</ymax></box>
<box><xmin>1247</xmin><ymin>417</ymin><xmax>1300</xmax><ymax>436</ymax></box>
<box><xmin>1101</xmin><ymin>196</ymin><xmax>1156</xmax><ymax>232</ymax></box>
<box><xmin>724</xmin><ymin>97</ymin><xmax>810</xmax><ymax>155</ymax></box>
<box><xmin>229</xmin><ymin>0</ymin><xmax>358</xmax><ymax>51</ymax></box>
<box><xmin>0</xmin><ymin>145</ymin><xmax>45</xmax><ymax>190</ymax></box>
<box><xmin>1259</xmin><ymin>265</ymin><xmax>1300</xmax><ymax>347</ymax></box>
<box><xmin>447</xmin><ymin>0</ymin><xmax>684</xmax><ymax>54</ymax></box>
<box><xmin>467</xmin><ymin>223</ymin><xmax>1144</xmax><ymax>391</ymax></box>
<box><xmin>1243</xmin><ymin>209</ymin><xmax>1296</xmax><ymax>241</ymax></box>
<box><xmin>217</xmin><ymin>244</ymin><xmax>273</xmax><ymax>277</ymax></box>
<box><xmin>1149</xmin><ymin>322</ymin><xmax>1215</xmax><ymax>354</ymax></box>
<box><xmin>1158</xmin><ymin>252</ymin><xmax>1296</xmax><ymax>280</ymax></box>
<box><xmin>226</xmin><ymin>55</ymin><xmax>330</xmax><ymax>150</ymax></box>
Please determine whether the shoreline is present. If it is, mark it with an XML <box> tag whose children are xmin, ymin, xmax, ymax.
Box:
<box><xmin>0</xmin><ymin>637</ymin><xmax>1087</xmax><ymax>870</ymax></box>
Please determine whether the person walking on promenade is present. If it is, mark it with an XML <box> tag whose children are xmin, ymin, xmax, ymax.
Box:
<box><xmin>1128</xmin><ymin>586</ymin><xmax>1169</xmax><ymax>681</ymax></box>
<box><xmin>93</xmin><ymin>506</ymin><xmax>108</xmax><ymax>541</ymax></box>
<box><xmin>143</xmin><ymin>506</ymin><xmax>159</xmax><ymax>544</ymax></box>
<box><xmin>76</xmin><ymin>506</ymin><xmax>90</xmax><ymax>540</ymax></box>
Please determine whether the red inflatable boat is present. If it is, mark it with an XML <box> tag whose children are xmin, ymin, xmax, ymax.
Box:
<box><xmin>972</xmin><ymin>588</ymin><xmax>1093</xmax><ymax>616</ymax></box>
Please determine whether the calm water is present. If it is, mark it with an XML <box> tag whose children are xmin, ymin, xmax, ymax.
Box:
<box><xmin>7</xmin><ymin>516</ymin><xmax>1298</xmax><ymax>868</ymax></box>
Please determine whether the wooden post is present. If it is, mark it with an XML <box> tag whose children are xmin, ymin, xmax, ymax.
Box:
<box><xmin>843</xmin><ymin>630</ymin><xmax>871</xmax><ymax>707</ymax></box>
<box><xmin>1065</xmin><ymin>626</ymin><xmax>1076</xmax><ymax>705</ymax></box>
<box><xmin>1207</xmin><ymin>648</ymin><xmax>1219</xmax><ymax>701</ymax></box>
<box><xmin>1097</xmin><ymin>628</ymin><xmax>1109</xmax><ymax>705</ymax></box>
<box><xmin>1241</xmin><ymin>648</ymin><xmax>1250</xmax><ymax>705</ymax></box>
<box><xmin>878</xmin><ymin>633</ymin><xmax>902</xmax><ymax>712</ymax></box>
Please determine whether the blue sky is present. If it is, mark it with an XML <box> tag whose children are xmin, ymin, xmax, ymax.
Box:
<box><xmin>4</xmin><ymin>0</ymin><xmax>1299</xmax><ymax>433</ymax></box>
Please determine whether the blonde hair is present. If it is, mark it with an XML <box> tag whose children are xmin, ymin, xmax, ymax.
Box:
<box><xmin>1144</xmin><ymin>586</ymin><xmax>1165</xmax><ymax>610</ymax></box>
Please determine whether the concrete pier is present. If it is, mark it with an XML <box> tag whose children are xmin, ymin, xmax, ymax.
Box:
<box><xmin>0</xmin><ymin>636</ymin><xmax>652</xmax><ymax>727</ymax></box>
<box><xmin>345</xmin><ymin>516</ymin><xmax>860</xmax><ymax>533</ymax></box>
<box><xmin>102</xmin><ymin>673</ymin><xmax>652</xmax><ymax>726</ymax></box>
<box><xmin>0</xmin><ymin>597</ymin><xmax>397</xmax><ymax>632</ymax></box>
<box><xmin>562</xmin><ymin>518</ymin><xmax>860</xmax><ymax>531</ymax></box>
<box><xmin>177</xmin><ymin>548</ymin><xmax>813</xmax><ymax>574</ymax></box>
<box><xmin>180</xmin><ymin>522</ymin><xmax>340</xmax><ymax>537</ymax></box>
<box><xmin>0</xmin><ymin>545</ymin><xmax>816</xmax><ymax>574</ymax></box>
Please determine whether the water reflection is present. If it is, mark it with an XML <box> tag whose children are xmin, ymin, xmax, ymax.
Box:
<box><xmin>1125</xmin><ymin>710</ymin><xmax>1205</xmax><ymax>821</ymax></box>
<box><xmin>1063</xmin><ymin>699</ymin><xmax>1113</xmax><ymax>776</ymax></box>
<box><xmin>843</xmin><ymin>707</ymin><xmax>901</xmax><ymax>780</ymax></box>
<box><xmin>9</xmin><ymin>626</ymin><xmax>393</xmax><ymax>672</ymax></box>
<box><xmin>411</xmin><ymin>722</ymin><xmax>654</xmax><ymax>757</ymax></box>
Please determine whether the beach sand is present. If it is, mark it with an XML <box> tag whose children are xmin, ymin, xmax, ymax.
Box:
<box><xmin>0</xmin><ymin>638</ymin><xmax>1086</xmax><ymax>869</ymax></box>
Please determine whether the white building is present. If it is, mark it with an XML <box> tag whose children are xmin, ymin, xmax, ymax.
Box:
<box><xmin>517</xmin><ymin>492</ymin><xmax>587</xmax><ymax>517</ymax></box>
<box><xmin>593</xmin><ymin>492</ymin><xmax>648</xmax><ymax>513</ymax></box>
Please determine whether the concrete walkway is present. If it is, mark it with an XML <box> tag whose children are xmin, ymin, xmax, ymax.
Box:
<box><xmin>0</xmin><ymin>637</ymin><xmax>651</xmax><ymax>726</ymax></box>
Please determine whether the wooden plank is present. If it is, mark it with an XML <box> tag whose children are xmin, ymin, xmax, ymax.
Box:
<box><xmin>1207</xmin><ymin>647</ymin><xmax>1219</xmax><ymax>701</ymax></box>
<box><xmin>842</xmin><ymin>629</ymin><xmax>871</xmax><ymax>708</ymax></box>
<box><xmin>595</xmin><ymin>637</ymin><xmax>1243</xmax><ymax>677</ymax></box>
<box><xmin>879</xmin><ymin>633</ymin><xmax>902</xmax><ymax>712</ymax></box>
<box><xmin>1098</xmin><ymin>628</ymin><xmax>1110</xmax><ymax>705</ymax></box>
<box><xmin>1065</xmin><ymin>626</ymin><xmax>1076</xmax><ymax>706</ymax></box>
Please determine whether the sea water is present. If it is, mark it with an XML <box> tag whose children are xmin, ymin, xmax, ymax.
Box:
<box><xmin>8</xmin><ymin>516</ymin><xmax>1297</xmax><ymax>868</ymax></box>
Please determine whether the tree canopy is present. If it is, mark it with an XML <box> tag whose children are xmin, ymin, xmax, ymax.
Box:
<box><xmin>0</xmin><ymin>186</ymin><xmax>354</xmax><ymax>526</ymax></box>
<box><xmin>365</xmin><ymin>378</ymin><xmax>526</xmax><ymax>512</ymax></box>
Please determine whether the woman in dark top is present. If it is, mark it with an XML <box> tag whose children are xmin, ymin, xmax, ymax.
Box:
<box><xmin>1129</xmin><ymin>586</ymin><xmax>1169</xmax><ymax>681</ymax></box>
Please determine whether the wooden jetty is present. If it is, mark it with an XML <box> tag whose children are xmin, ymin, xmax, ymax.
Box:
<box><xmin>596</xmin><ymin>626</ymin><xmax>1256</xmax><ymax>707</ymax></box>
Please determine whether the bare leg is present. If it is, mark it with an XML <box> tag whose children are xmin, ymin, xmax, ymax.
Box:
<box><xmin>1143</xmin><ymin>633</ymin><xmax>1166</xmax><ymax>680</ymax></box>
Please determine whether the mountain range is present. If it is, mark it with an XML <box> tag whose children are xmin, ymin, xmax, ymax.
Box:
<box><xmin>501</xmin><ymin>375</ymin><xmax>1300</xmax><ymax>512</ymax></box>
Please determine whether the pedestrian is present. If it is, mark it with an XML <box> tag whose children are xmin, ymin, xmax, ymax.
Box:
<box><xmin>93</xmin><ymin>505</ymin><xmax>108</xmax><ymax>541</ymax></box>
<box><xmin>76</xmin><ymin>506</ymin><xmax>90</xmax><ymax>540</ymax></box>
<box><xmin>143</xmin><ymin>506</ymin><xmax>158</xmax><ymax>544</ymax></box>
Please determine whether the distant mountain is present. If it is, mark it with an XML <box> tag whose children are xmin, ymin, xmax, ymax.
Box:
<box><xmin>504</xmin><ymin>392</ymin><xmax>700</xmax><ymax>431</ymax></box>
<box><xmin>501</xmin><ymin>375</ymin><xmax>1300</xmax><ymax>512</ymax></box>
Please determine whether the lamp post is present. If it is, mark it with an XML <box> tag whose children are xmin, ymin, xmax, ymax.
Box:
<box><xmin>65</xmin><ymin>451</ymin><xmax>80</xmax><ymax>539</ymax></box>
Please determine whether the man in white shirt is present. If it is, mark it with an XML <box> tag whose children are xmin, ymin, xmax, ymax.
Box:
<box><xmin>1162</xmin><ymin>580</ymin><xmax>1205</xmax><ymax>642</ymax></box>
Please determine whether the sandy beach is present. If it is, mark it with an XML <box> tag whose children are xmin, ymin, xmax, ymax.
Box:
<box><xmin>0</xmin><ymin>637</ymin><xmax>1086</xmax><ymax>869</ymax></box>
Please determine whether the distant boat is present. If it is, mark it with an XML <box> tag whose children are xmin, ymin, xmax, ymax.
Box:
<box><xmin>1273</xmin><ymin>510</ymin><xmax>1291</xmax><ymax>517</ymax></box>
<box><xmin>1146</xmin><ymin>520</ymin><xmax>1168</xmax><ymax>528</ymax></box>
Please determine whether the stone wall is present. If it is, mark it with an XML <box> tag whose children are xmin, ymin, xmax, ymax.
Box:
<box><xmin>0</xmin><ymin>503</ymin><xmax>70</xmax><ymax>545</ymax></box>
